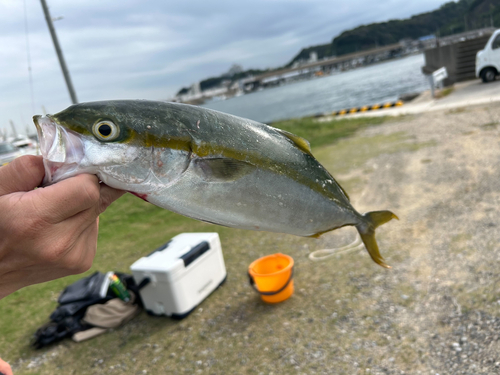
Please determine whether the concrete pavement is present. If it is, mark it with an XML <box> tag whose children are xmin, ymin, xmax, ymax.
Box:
<box><xmin>331</xmin><ymin>79</ymin><xmax>500</xmax><ymax>119</ymax></box>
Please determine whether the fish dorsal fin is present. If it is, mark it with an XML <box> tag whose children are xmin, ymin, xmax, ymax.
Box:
<box><xmin>275</xmin><ymin>128</ymin><xmax>313</xmax><ymax>156</ymax></box>
<box><xmin>337</xmin><ymin>180</ymin><xmax>350</xmax><ymax>201</ymax></box>
<box><xmin>193</xmin><ymin>158</ymin><xmax>255</xmax><ymax>182</ymax></box>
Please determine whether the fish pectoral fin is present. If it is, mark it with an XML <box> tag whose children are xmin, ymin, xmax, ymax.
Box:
<box><xmin>193</xmin><ymin>157</ymin><xmax>256</xmax><ymax>182</ymax></box>
<box><xmin>274</xmin><ymin>128</ymin><xmax>313</xmax><ymax>156</ymax></box>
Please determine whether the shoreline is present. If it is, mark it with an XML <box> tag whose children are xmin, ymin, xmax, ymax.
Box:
<box><xmin>328</xmin><ymin>78</ymin><xmax>500</xmax><ymax>120</ymax></box>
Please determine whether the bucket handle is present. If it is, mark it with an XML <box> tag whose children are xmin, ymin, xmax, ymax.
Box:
<box><xmin>248</xmin><ymin>268</ymin><xmax>294</xmax><ymax>296</ymax></box>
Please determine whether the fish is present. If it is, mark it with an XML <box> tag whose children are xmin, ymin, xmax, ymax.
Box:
<box><xmin>33</xmin><ymin>100</ymin><xmax>398</xmax><ymax>268</ymax></box>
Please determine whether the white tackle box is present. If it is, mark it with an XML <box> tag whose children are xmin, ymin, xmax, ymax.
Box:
<box><xmin>130</xmin><ymin>233</ymin><xmax>226</xmax><ymax>319</ymax></box>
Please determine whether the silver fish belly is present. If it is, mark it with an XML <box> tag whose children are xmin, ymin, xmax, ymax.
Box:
<box><xmin>146</xmin><ymin>158</ymin><xmax>356</xmax><ymax>236</ymax></box>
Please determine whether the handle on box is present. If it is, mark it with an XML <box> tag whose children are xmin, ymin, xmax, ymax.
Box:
<box><xmin>137</xmin><ymin>277</ymin><xmax>151</xmax><ymax>290</ymax></box>
<box><xmin>248</xmin><ymin>268</ymin><xmax>294</xmax><ymax>296</ymax></box>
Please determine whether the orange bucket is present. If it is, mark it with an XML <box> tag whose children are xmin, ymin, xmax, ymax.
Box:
<box><xmin>248</xmin><ymin>253</ymin><xmax>294</xmax><ymax>303</ymax></box>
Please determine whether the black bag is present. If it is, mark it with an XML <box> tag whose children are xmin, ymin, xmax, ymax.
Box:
<box><xmin>32</xmin><ymin>272</ymin><xmax>113</xmax><ymax>348</ymax></box>
<box><xmin>49</xmin><ymin>272</ymin><xmax>113</xmax><ymax>322</ymax></box>
<box><xmin>32</xmin><ymin>271</ymin><xmax>145</xmax><ymax>348</ymax></box>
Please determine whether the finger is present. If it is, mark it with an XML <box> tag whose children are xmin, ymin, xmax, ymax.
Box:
<box><xmin>0</xmin><ymin>155</ymin><xmax>44</xmax><ymax>196</ymax></box>
<box><xmin>0</xmin><ymin>357</ymin><xmax>13</xmax><ymax>375</ymax></box>
<box><xmin>59</xmin><ymin>218</ymin><xmax>99</xmax><ymax>275</ymax></box>
<box><xmin>98</xmin><ymin>183</ymin><xmax>126</xmax><ymax>214</ymax></box>
<box><xmin>29</xmin><ymin>174</ymin><xmax>101</xmax><ymax>224</ymax></box>
<box><xmin>58</xmin><ymin>184</ymin><xmax>125</xmax><ymax>230</ymax></box>
<box><xmin>77</xmin><ymin>219</ymin><xmax>99</xmax><ymax>273</ymax></box>
<box><xmin>44</xmin><ymin>184</ymin><xmax>125</xmax><ymax>239</ymax></box>
<box><xmin>7</xmin><ymin>218</ymin><xmax>99</xmax><ymax>288</ymax></box>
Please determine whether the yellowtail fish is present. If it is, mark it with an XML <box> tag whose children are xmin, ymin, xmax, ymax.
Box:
<box><xmin>33</xmin><ymin>100</ymin><xmax>397</xmax><ymax>268</ymax></box>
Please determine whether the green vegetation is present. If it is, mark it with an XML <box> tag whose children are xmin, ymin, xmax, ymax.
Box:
<box><xmin>435</xmin><ymin>87</ymin><xmax>455</xmax><ymax>98</ymax></box>
<box><xmin>271</xmin><ymin>116</ymin><xmax>388</xmax><ymax>149</ymax></box>
<box><xmin>290</xmin><ymin>0</ymin><xmax>500</xmax><ymax>64</ymax></box>
<box><xmin>176</xmin><ymin>69</ymin><xmax>268</xmax><ymax>95</ymax></box>
<box><xmin>314</xmin><ymin>131</ymin><xmax>436</xmax><ymax>175</ymax></box>
<box><xmin>200</xmin><ymin>69</ymin><xmax>267</xmax><ymax>91</ymax></box>
<box><xmin>447</xmin><ymin>106</ymin><xmax>467</xmax><ymax>114</ymax></box>
<box><xmin>480</xmin><ymin>121</ymin><xmax>499</xmax><ymax>129</ymax></box>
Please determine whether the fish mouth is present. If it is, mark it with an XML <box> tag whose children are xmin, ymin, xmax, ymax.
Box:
<box><xmin>33</xmin><ymin>115</ymin><xmax>85</xmax><ymax>185</ymax></box>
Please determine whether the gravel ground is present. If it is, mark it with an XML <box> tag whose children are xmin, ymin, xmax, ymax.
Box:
<box><xmin>9</xmin><ymin>103</ymin><xmax>500</xmax><ymax>375</ymax></box>
<box><xmin>344</xmin><ymin>104</ymin><xmax>500</xmax><ymax>374</ymax></box>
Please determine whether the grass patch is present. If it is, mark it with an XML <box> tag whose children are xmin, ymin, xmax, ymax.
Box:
<box><xmin>271</xmin><ymin>116</ymin><xmax>388</xmax><ymax>149</ymax></box>
<box><xmin>314</xmin><ymin>131</ymin><xmax>437</xmax><ymax>176</ymax></box>
<box><xmin>447</xmin><ymin>107</ymin><xmax>467</xmax><ymax>114</ymax></box>
<box><xmin>435</xmin><ymin>87</ymin><xmax>454</xmax><ymax>99</ymax></box>
<box><xmin>450</xmin><ymin>233</ymin><xmax>472</xmax><ymax>245</ymax></box>
<box><xmin>480</xmin><ymin>122</ymin><xmax>498</xmax><ymax>129</ymax></box>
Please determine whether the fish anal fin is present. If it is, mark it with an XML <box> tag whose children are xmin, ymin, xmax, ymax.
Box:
<box><xmin>193</xmin><ymin>158</ymin><xmax>255</xmax><ymax>182</ymax></box>
<box><xmin>308</xmin><ymin>223</ymin><xmax>351</xmax><ymax>239</ymax></box>
<box><xmin>275</xmin><ymin>128</ymin><xmax>313</xmax><ymax>156</ymax></box>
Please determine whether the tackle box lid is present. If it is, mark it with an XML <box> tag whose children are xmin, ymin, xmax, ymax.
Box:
<box><xmin>130</xmin><ymin>232</ymin><xmax>219</xmax><ymax>274</ymax></box>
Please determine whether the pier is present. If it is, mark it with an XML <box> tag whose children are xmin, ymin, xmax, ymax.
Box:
<box><xmin>242</xmin><ymin>43</ymin><xmax>413</xmax><ymax>91</ymax></box>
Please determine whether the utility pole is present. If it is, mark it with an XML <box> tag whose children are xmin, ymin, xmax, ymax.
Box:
<box><xmin>39</xmin><ymin>0</ymin><xmax>78</xmax><ymax>104</ymax></box>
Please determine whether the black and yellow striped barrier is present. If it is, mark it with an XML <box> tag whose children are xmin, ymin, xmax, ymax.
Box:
<box><xmin>331</xmin><ymin>100</ymin><xmax>403</xmax><ymax>116</ymax></box>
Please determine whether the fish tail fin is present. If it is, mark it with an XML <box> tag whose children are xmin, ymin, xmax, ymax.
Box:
<box><xmin>356</xmin><ymin>210</ymin><xmax>399</xmax><ymax>269</ymax></box>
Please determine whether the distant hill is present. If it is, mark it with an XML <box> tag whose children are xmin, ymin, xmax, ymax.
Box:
<box><xmin>176</xmin><ymin>0</ymin><xmax>500</xmax><ymax>95</ymax></box>
<box><xmin>289</xmin><ymin>0</ymin><xmax>500</xmax><ymax>65</ymax></box>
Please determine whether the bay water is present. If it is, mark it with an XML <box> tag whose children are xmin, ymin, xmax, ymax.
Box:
<box><xmin>202</xmin><ymin>53</ymin><xmax>429</xmax><ymax>123</ymax></box>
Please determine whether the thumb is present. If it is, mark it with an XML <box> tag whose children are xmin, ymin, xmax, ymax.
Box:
<box><xmin>0</xmin><ymin>155</ymin><xmax>45</xmax><ymax>196</ymax></box>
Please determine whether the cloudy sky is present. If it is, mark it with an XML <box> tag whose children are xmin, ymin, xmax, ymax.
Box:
<box><xmin>1</xmin><ymin>0</ymin><xmax>450</xmax><ymax>135</ymax></box>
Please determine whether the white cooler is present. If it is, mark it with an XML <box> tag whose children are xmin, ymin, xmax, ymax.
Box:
<box><xmin>130</xmin><ymin>233</ymin><xmax>227</xmax><ymax>319</ymax></box>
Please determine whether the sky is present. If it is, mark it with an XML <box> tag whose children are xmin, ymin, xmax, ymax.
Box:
<box><xmin>0</xmin><ymin>0</ymin><xmax>451</xmax><ymax>135</ymax></box>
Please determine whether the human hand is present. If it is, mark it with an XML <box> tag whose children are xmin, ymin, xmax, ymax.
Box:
<box><xmin>0</xmin><ymin>155</ymin><xmax>125</xmax><ymax>300</ymax></box>
<box><xmin>0</xmin><ymin>356</ymin><xmax>12</xmax><ymax>375</ymax></box>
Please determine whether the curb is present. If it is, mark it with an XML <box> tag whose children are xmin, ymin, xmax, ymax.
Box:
<box><xmin>330</xmin><ymin>100</ymin><xmax>404</xmax><ymax>116</ymax></box>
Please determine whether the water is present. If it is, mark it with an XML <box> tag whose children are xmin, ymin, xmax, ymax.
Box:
<box><xmin>202</xmin><ymin>54</ymin><xmax>429</xmax><ymax>123</ymax></box>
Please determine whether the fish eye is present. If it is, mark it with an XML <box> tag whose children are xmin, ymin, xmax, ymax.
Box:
<box><xmin>92</xmin><ymin>120</ymin><xmax>120</xmax><ymax>141</ymax></box>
